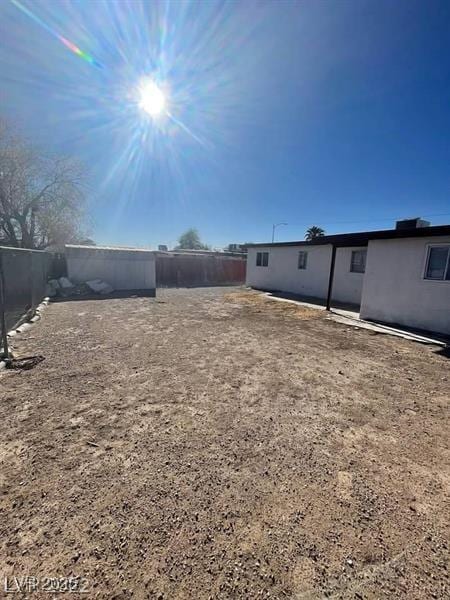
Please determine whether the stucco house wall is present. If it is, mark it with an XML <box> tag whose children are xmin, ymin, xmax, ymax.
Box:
<box><xmin>360</xmin><ymin>236</ymin><xmax>450</xmax><ymax>334</ymax></box>
<box><xmin>246</xmin><ymin>245</ymin><xmax>332</xmax><ymax>298</ymax></box>
<box><xmin>247</xmin><ymin>244</ymin><xmax>365</xmax><ymax>306</ymax></box>
<box><xmin>333</xmin><ymin>247</ymin><xmax>366</xmax><ymax>306</ymax></box>
<box><xmin>65</xmin><ymin>245</ymin><xmax>156</xmax><ymax>293</ymax></box>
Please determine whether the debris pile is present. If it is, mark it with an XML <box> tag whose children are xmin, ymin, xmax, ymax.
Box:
<box><xmin>46</xmin><ymin>277</ymin><xmax>114</xmax><ymax>298</ymax></box>
<box><xmin>86</xmin><ymin>279</ymin><xmax>114</xmax><ymax>294</ymax></box>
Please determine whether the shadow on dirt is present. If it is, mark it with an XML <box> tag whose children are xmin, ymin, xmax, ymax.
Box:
<box><xmin>435</xmin><ymin>345</ymin><xmax>450</xmax><ymax>359</ymax></box>
<box><xmin>257</xmin><ymin>289</ymin><xmax>361</xmax><ymax>313</ymax></box>
<box><xmin>51</xmin><ymin>289</ymin><xmax>156</xmax><ymax>302</ymax></box>
<box><xmin>6</xmin><ymin>355</ymin><xmax>45</xmax><ymax>370</ymax></box>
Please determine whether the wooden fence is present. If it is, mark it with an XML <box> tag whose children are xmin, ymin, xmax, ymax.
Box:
<box><xmin>156</xmin><ymin>253</ymin><xmax>246</xmax><ymax>287</ymax></box>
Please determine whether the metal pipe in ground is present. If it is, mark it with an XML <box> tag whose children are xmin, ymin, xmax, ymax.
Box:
<box><xmin>0</xmin><ymin>252</ymin><xmax>10</xmax><ymax>360</ymax></box>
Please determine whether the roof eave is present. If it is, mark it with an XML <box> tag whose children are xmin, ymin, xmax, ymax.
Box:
<box><xmin>246</xmin><ymin>225</ymin><xmax>450</xmax><ymax>248</ymax></box>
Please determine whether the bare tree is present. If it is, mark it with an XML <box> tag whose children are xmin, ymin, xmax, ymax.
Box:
<box><xmin>0</xmin><ymin>119</ymin><xmax>88</xmax><ymax>249</ymax></box>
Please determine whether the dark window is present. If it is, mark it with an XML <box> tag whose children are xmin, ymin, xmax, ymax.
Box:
<box><xmin>350</xmin><ymin>250</ymin><xmax>367</xmax><ymax>273</ymax></box>
<box><xmin>425</xmin><ymin>246</ymin><xmax>450</xmax><ymax>280</ymax></box>
<box><xmin>256</xmin><ymin>251</ymin><xmax>269</xmax><ymax>267</ymax></box>
<box><xmin>298</xmin><ymin>251</ymin><xmax>308</xmax><ymax>269</ymax></box>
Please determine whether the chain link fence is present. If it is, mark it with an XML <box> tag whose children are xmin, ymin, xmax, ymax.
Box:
<box><xmin>0</xmin><ymin>247</ymin><xmax>51</xmax><ymax>358</ymax></box>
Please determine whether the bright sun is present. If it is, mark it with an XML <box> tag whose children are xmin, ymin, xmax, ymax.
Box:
<box><xmin>139</xmin><ymin>80</ymin><xmax>166</xmax><ymax>117</ymax></box>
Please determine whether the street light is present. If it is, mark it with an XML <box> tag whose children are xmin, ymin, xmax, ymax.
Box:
<box><xmin>272</xmin><ymin>222</ymin><xmax>288</xmax><ymax>243</ymax></box>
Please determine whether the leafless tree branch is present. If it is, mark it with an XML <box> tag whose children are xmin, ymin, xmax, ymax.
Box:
<box><xmin>0</xmin><ymin>117</ymin><xmax>89</xmax><ymax>249</ymax></box>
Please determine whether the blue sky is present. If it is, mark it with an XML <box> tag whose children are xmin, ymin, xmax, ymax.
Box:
<box><xmin>1</xmin><ymin>0</ymin><xmax>449</xmax><ymax>248</ymax></box>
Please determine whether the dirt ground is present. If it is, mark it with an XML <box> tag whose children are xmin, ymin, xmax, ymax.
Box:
<box><xmin>0</xmin><ymin>287</ymin><xmax>448</xmax><ymax>599</ymax></box>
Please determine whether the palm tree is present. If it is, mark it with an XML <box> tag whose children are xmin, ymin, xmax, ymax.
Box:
<box><xmin>305</xmin><ymin>226</ymin><xmax>325</xmax><ymax>241</ymax></box>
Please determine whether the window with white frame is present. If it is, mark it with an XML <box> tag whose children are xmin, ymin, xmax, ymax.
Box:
<box><xmin>425</xmin><ymin>246</ymin><xmax>450</xmax><ymax>280</ymax></box>
<box><xmin>298</xmin><ymin>251</ymin><xmax>308</xmax><ymax>269</ymax></box>
<box><xmin>256</xmin><ymin>251</ymin><xmax>269</xmax><ymax>267</ymax></box>
<box><xmin>350</xmin><ymin>250</ymin><xmax>367</xmax><ymax>273</ymax></box>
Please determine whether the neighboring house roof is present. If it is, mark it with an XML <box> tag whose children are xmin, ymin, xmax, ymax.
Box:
<box><xmin>247</xmin><ymin>224</ymin><xmax>450</xmax><ymax>248</ymax></box>
<box><xmin>160</xmin><ymin>249</ymin><xmax>246</xmax><ymax>258</ymax></box>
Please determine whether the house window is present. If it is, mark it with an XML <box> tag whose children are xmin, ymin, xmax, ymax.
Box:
<box><xmin>425</xmin><ymin>246</ymin><xmax>450</xmax><ymax>280</ymax></box>
<box><xmin>298</xmin><ymin>251</ymin><xmax>308</xmax><ymax>269</ymax></box>
<box><xmin>350</xmin><ymin>250</ymin><xmax>367</xmax><ymax>273</ymax></box>
<box><xmin>256</xmin><ymin>251</ymin><xmax>269</xmax><ymax>267</ymax></box>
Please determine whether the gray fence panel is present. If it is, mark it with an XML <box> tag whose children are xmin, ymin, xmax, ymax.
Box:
<box><xmin>31</xmin><ymin>252</ymin><xmax>50</xmax><ymax>310</ymax></box>
<box><xmin>0</xmin><ymin>247</ymin><xmax>50</xmax><ymax>356</ymax></box>
<box><xmin>2</xmin><ymin>248</ymin><xmax>33</xmax><ymax>331</ymax></box>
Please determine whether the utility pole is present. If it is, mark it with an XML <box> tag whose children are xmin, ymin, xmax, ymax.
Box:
<box><xmin>272</xmin><ymin>222</ymin><xmax>288</xmax><ymax>243</ymax></box>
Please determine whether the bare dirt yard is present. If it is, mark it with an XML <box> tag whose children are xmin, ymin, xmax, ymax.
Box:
<box><xmin>1</xmin><ymin>287</ymin><xmax>448</xmax><ymax>599</ymax></box>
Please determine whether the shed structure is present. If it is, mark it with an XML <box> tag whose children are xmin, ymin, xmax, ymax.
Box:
<box><xmin>65</xmin><ymin>245</ymin><xmax>156</xmax><ymax>296</ymax></box>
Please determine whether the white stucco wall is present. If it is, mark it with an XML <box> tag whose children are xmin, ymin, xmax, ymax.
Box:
<box><xmin>66</xmin><ymin>246</ymin><xmax>156</xmax><ymax>291</ymax></box>
<box><xmin>333</xmin><ymin>247</ymin><xmax>366</xmax><ymax>306</ymax></box>
<box><xmin>246</xmin><ymin>244</ymin><xmax>367</xmax><ymax>306</ymax></box>
<box><xmin>360</xmin><ymin>236</ymin><xmax>450</xmax><ymax>335</ymax></box>
<box><xmin>246</xmin><ymin>245</ymin><xmax>332</xmax><ymax>298</ymax></box>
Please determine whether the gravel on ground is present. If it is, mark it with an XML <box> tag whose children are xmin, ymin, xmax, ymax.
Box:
<box><xmin>0</xmin><ymin>287</ymin><xmax>448</xmax><ymax>599</ymax></box>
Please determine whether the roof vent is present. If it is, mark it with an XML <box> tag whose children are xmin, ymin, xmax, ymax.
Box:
<box><xmin>395</xmin><ymin>218</ymin><xmax>430</xmax><ymax>230</ymax></box>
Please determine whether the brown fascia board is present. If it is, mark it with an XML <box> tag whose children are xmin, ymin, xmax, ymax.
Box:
<box><xmin>246</xmin><ymin>225</ymin><xmax>450</xmax><ymax>249</ymax></box>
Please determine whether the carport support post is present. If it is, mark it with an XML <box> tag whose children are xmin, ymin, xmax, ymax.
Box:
<box><xmin>326</xmin><ymin>245</ymin><xmax>337</xmax><ymax>311</ymax></box>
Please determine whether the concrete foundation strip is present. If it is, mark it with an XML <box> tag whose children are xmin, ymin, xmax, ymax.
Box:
<box><xmin>261</xmin><ymin>291</ymin><xmax>446</xmax><ymax>346</ymax></box>
<box><xmin>0</xmin><ymin>297</ymin><xmax>50</xmax><ymax>371</ymax></box>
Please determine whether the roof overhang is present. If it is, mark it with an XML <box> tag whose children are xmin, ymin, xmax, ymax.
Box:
<box><xmin>246</xmin><ymin>225</ymin><xmax>450</xmax><ymax>249</ymax></box>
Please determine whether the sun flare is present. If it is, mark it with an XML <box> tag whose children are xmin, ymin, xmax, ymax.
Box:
<box><xmin>139</xmin><ymin>79</ymin><xmax>166</xmax><ymax>117</ymax></box>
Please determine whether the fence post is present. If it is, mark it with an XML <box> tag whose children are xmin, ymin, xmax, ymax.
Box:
<box><xmin>0</xmin><ymin>251</ymin><xmax>10</xmax><ymax>360</ymax></box>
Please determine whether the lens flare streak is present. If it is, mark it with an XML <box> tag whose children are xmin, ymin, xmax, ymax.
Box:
<box><xmin>166</xmin><ymin>111</ymin><xmax>209</xmax><ymax>148</ymax></box>
<box><xmin>10</xmin><ymin>0</ymin><xmax>103</xmax><ymax>68</ymax></box>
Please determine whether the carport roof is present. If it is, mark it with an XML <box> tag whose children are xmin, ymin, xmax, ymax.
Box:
<box><xmin>246</xmin><ymin>224</ymin><xmax>450</xmax><ymax>248</ymax></box>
